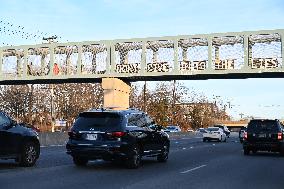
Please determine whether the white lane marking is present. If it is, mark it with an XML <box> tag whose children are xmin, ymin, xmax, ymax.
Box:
<box><xmin>180</xmin><ymin>165</ymin><xmax>207</xmax><ymax>174</ymax></box>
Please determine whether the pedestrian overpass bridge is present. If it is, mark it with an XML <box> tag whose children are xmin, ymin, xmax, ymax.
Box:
<box><xmin>0</xmin><ymin>29</ymin><xmax>283</xmax><ymax>108</ymax></box>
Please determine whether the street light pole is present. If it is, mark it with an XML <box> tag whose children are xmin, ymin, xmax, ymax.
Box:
<box><xmin>172</xmin><ymin>80</ymin><xmax>176</xmax><ymax>125</ymax></box>
<box><xmin>143</xmin><ymin>81</ymin><xmax>146</xmax><ymax>112</ymax></box>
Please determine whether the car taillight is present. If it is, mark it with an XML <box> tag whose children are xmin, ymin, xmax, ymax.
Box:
<box><xmin>278</xmin><ymin>133</ymin><xmax>283</xmax><ymax>140</ymax></box>
<box><xmin>108</xmin><ymin>132</ymin><xmax>126</xmax><ymax>138</ymax></box>
<box><xmin>244</xmin><ymin>132</ymin><xmax>248</xmax><ymax>140</ymax></box>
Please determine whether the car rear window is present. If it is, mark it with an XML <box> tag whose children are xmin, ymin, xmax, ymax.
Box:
<box><xmin>247</xmin><ymin>120</ymin><xmax>279</xmax><ymax>133</ymax></box>
<box><xmin>72</xmin><ymin>112</ymin><xmax>123</xmax><ymax>131</ymax></box>
<box><xmin>207</xmin><ymin>128</ymin><xmax>219</xmax><ymax>131</ymax></box>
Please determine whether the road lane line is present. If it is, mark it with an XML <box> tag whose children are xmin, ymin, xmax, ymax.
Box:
<box><xmin>180</xmin><ymin>164</ymin><xmax>207</xmax><ymax>174</ymax></box>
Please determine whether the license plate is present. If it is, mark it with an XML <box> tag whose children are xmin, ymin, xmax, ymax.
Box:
<box><xmin>86</xmin><ymin>134</ymin><xmax>98</xmax><ymax>140</ymax></box>
<box><xmin>258</xmin><ymin>134</ymin><xmax>266</xmax><ymax>138</ymax></box>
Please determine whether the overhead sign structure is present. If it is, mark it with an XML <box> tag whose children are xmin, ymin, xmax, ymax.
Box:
<box><xmin>0</xmin><ymin>29</ymin><xmax>283</xmax><ymax>84</ymax></box>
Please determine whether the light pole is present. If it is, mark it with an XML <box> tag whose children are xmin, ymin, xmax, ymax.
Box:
<box><xmin>143</xmin><ymin>81</ymin><xmax>146</xmax><ymax>112</ymax></box>
<box><xmin>172</xmin><ymin>80</ymin><xmax>176</xmax><ymax>125</ymax></box>
<box><xmin>41</xmin><ymin>84</ymin><xmax>55</xmax><ymax>132</ymax></box>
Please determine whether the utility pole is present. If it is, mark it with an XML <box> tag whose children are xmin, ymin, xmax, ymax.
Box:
<box><xmin>41</xmin><ymin>37</ymin><xmax>56</xmax><ymax>131</ymax></box>
<box><xmin>172</xmin><ymin>80</ymin><xmax>176</xmax><ymax>125</ymax></box>
<box><xmin>51</xmin><ymin>84</ymin><xmax>55</xmax><ymax>132</ymax></box>
<box><xmin>28</xmin><ymin>84</ymin><xmax>34</xmax><ymax>124</ymax></box>
<box><xmin>143</xmin><ymin>81</ymin><xmax>146</xmax><ymax>112</ymax></box>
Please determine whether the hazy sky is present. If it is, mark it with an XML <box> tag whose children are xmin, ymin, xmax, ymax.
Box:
<box><xmin>0</xmin><ymin>0</ymin><xmax>284</xmax><ymax>119</ymax></box>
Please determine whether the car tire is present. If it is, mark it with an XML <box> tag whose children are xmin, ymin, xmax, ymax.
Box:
<box><xmin>203</xmin><ymin>138</ymin><xmax>207</xmax><ymax>142</ymax></box>
<box><xmin>19</xmin><ymin>141</ymin><xmax>39</xmax><ymax>167</ymax></box>
<box><xmin>157</xmin><ymin>143</ymin><xmax>169</xmax><ymax>162</ymax></box>
<box><xmin>73</xmin><ymin>156</ymin><xmax>88</xmax><ymax>166</ymax></box>
<box><xmin>125</xmin><ymin>146</ymin><xmax>141</xmax><ymax>169</ymax></box>
<box><xmin>244</xmin><ymin>148</ymin><xmax>250</xmax><ymax>155</ymax></box>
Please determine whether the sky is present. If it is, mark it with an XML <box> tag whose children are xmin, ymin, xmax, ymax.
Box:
<box><xmin>0</xmin><ymin>0</ymin><xmax>284</xmax><ymax>119</ymax></box>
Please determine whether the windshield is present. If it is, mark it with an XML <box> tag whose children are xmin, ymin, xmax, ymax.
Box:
<box><xmin>167</xmin><ymin>126</ymin><xmax>178</xmax><ymax>130</ymax></box>
<box><xmin>206</xmin><ymin>128</ymin><xmax>219</xmax><ymax>132</ymax></box>
<box><xmin>72</xmin><ymin>112</ymin><xmax>123</xmax><ymax>131</ymax></box>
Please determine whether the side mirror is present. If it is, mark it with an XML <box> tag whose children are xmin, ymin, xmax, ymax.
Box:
<box><xmin>11</xmin><ymin>120</ymin><xmax>17</xmax><ymax>126</ymax></box>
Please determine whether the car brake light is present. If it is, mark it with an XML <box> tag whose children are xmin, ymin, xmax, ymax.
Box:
<box><xmin>278</xmin><ymin>133</ymin><xmax>283</xmax><ymax>140</ymax></box>
<box><xmin>108</xmin><ymin>132</ymin><xmax>126</xmax><ymax>138</ymax></box>
<box><xmin>244</xmin><ymin>132</ymin><xmax>248</xmax><ymax>140</ymax></box>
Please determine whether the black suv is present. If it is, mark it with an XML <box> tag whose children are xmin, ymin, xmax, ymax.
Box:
<box><xmin>66</xmin><ymin>108</ymin><xmax>170</xmax><ymax>168</ymax></box>
<box><xmin>0</xmin><ymin>112</ymin><xmax>40</xmax><ymax>166</ymax></box>
<box><xmin>243</xmin><ymin>119</ymin><xmax>284</xmax><ymax>155</ymax></box>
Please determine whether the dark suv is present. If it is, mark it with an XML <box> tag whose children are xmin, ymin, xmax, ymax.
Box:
<box><xmin>0</xmin><ymin>112</ymin><xmax>40</xmax><ymax>166</ymax></box>
<box><xmin>243</xmin><ymin>119</ymin><xmax>284</xmax><ymax>155</ymax></box>
<box><xmin>66</xmin><ymin>108</ymin><xmax>170</xmax><ymax>168</ymax></box>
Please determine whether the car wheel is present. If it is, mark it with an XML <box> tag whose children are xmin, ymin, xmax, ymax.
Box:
<box><xmin>203</xmin><ymin>138</ymin><xmax>207</xmax><ymax>142</ymax></box>
<box><xmin>157</xmin><ymin>143</ymin><xmax>169</xmax><ymax>162</ymax></box>
<box><xmin>125</xmin><ymin>146</ymin><xmax>141</xmax><ymax>169</ymax></box>
<box><xmin>73</xmin><ymin>156</ymin><xmax>88</xmax><ymax>166</ymax></box>
<box><xmin>19</xmin><ymin>142</ymin><xmax>39</xmax><ymax>167</ymax></box>
<box><xmin>244</xmin><ymin>148</ymin><xmax>250</xmax><ymax>155</ymax></box>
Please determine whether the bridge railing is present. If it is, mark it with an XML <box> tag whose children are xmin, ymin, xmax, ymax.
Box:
<box><xmin>0</xmin><ymin>29</ymin><xmax>283</xmax><ymax>82</ymax></box>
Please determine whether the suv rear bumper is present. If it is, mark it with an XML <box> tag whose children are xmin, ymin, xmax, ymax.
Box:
<box><xmin>66</xmin><ymin>142</ymin><xmax>129</xmax><ymax>160</ymax></box>
<box><xmin>243</xmin><ymin>141</ymin><xmax>284</xmax><ymax>151</ymax></box>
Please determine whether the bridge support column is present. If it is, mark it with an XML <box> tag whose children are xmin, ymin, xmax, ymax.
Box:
<box><xmin>102</xmin><ymin>78</ymin><xmax>130</xmax><ymax>110</ymax></box>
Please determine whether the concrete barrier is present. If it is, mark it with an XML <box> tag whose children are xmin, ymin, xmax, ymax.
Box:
<box><xmin>38</xmin><ymin>132</ymin><xmax>196</xmax><ymax>147</ymax></box>
<box><xmin>39</xmin><ymin>132</ymin><xmax>68</xmax><ymax>146</ymax></box>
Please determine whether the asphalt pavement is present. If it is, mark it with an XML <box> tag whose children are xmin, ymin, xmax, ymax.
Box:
<box><xmin>0</xmin><ymin>134</ymin><xmax>284</xmax><ymax>189</ymax></box>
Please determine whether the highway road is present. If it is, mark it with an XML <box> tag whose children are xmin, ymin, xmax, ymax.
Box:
<box><xmin>1</xmin><ymin>134</ymin><xmax>284</xmax><ymax>189</ymax></box>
